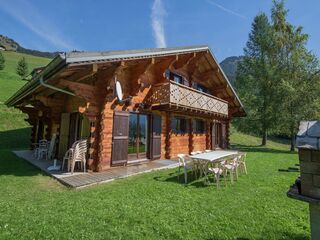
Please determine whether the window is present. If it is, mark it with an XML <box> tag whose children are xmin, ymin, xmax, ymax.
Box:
<box><xmin>173</xmin><ymin>74</ymin><xmax>183</xmax><ymax>84</ymax></box>
<box><xmin>193</xmin><ymin>119</ymin><xmax>205</xmax><ymax>134</ymax></box>
<box><xmin>171</xmin><ymin>117</ymin><xmax>188</xmax><ymax>134</ymax></box>
<box><xmin>166</xmin><ymin>70</ymin><xmax>186</xmax><ymax>85</ymax></box>
<box><xmin>192</xmin><ymin>82</ymin><xmax>208</xmax><ymax>93</ymax></box>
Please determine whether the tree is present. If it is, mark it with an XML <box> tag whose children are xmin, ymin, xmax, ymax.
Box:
<box><xmin>271</xmin><ymin>0</ymin><xmax>320</xmax><ymax>151</ymax></box>
<box><xmin>0</xmin><ymin>52</ymin><xmax>5</xmax><ymax>70</ymax></box>
<box><xmin>235</xmin><ymin>0</ymin><xmax>320</xmax><ymax>150</ymax></box>
<box><xmin>235</xmin><ymin>13</ymin><xmax>279</xmax><ymax>145</ymax></box>
<box><xmin>16</xmin><ymin>57</ymin><xmax>28</xmax><ymax>79</ymax></box>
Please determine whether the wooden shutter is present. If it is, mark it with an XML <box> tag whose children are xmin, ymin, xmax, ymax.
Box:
<box><xmin>221</xmin><ymin>123</ymin><xmax>227</xmax><ymax>149</ymax></box>
<box><xmin>69</xmin><ymin>113</ymin><xmax>80</xmax><ymax>146</ymax></box>
<box><xmin>211</xmin><ymin>123</ymin><xmax>216</xmax><ymax>149</ymax></box>
<box><xmin>151</xmin><ymin>114</ymin><xmax>162</xmax><ymax>160</ymax></box>
<box><xmin>111</xmin><ymin>111</ymin><xmax>129</xmax><ymax>166</ymax></box>
<box><xmin>80</xmin><ymin>115</ymin><xmax>91</xmax><ymax>140</ymax></box>
<box><xmin>58</xmin><ymin>113</ymin><xmax>70</xmax><ymax>159</ymax></box>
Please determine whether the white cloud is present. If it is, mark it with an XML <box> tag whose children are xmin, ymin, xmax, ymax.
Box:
<box><xmin>1</xmin><ymin>0</ymin><xmax>78</xmax><ymax>51</ymax></box>
<box><xmin>206</xmin><ymin>0</ymin><xmax>247</xmax><ymax>20</ymax></box>
<box><xmin>151</xmin><ymin>0</ymin><xmax>167</xmax><ymax>48</ymax></box>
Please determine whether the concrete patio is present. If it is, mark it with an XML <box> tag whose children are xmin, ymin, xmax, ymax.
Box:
<box><xmin>13</xmin><ymin>150</ymin><xmax>179</xmax><ymax>189</ymax></box>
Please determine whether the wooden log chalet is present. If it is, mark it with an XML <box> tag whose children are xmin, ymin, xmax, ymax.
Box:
<box><xmin>6</xmin><ymin>46</ymin><xmax>246</xmax><ymax>171</ymax></box>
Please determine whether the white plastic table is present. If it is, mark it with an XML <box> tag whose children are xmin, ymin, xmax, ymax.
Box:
<box><xmin>190</xmin><ymin>150</ymin><xmax>240</xmax><ymax>182</ymax></box>
<box><xmin>191</xmin><ymin>150</ymin><xmax>239</xmax><ymax>162</ymax></box>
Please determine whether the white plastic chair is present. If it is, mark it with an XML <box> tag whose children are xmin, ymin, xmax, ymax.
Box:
<box><xmin>70</xmin><ymin>139</ymin><xmax>88</xmax><ymax>174</ymax></box>
<box><xmin>238</xmin><ymin>153</ymin><xmax>247</xmax><ymax>175</ymax></box>
<box><xmin>221</xmin><ymin>156</ymin><xmax>240</xmax><ymax>184</ymax></box>
<box><xmin>208</xmin><ymin>162</ymin><xmax>226</xmax><ymax>188</ymax></box>
<box><xmin>37</xmin><ymin>140</ymin><xmax>49</xmax><ymax>160</ymax></box>
<box><xmin>61</xmin><ymin>140</ymin><xmax>79</xmax><ymax>172</ymax></box>
<box><xmin>177</xmin><ymin>154</ymin><xmax>194</xmax><ymax>184</ymax></box>
<box><xmin>190</xmin><ymin>152</ymin><xmax>200</xmax><ymax>177</ymax></box>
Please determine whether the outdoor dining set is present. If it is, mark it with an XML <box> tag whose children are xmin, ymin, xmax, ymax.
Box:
<box><xmin>177</xmin><ymin>150</ymin><xmax>247</xmax><ymax>187</ymax></box>
<box><xmin>32</xmin><ymin>135</ymin><xmax>88</xmax><ymax>174</ymax></box>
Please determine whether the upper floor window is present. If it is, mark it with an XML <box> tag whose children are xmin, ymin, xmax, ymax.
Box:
<box><xmin>166</xmin><ymin>70</ymin><xmax>187</xmax><ymax>85</ymax></box>
<box><xmin>171</xmin><ymin>117</ymin><xmax>188</xmax><ymax>134</ymax></box>
<box><xmin>192</xmin><ymin>82</ymin><xmax>208</xmax><ymax>93</ymax></box>
<box><xmin>193</xmin><ymin>119</ymin><xmax>205</xmax><ymax>134</ymax></box>
<box><xmin>173</xmin><ymin>74</ymin><xmax>183</xmax><ymax>84</ymax></box>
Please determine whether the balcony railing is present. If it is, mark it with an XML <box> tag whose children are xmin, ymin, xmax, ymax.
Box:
<box><xmin>147</xmin><ymin>80</ymin><xmax>228</xmax><ymax>116</ymax></box>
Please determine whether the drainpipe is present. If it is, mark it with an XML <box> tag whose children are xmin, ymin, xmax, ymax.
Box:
<box><xmin>40</xmin><ymin>77</ymin><xmax>76</xmax><ymax>96</ymax></box>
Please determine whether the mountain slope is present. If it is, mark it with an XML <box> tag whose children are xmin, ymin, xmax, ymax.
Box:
<box><xmin>0</xmin><ymin>35</ymin><xmax>58</xmax><ymax>58</ymax></box>
<box><xmin>220</xmin><ymin>56</ymin><xmax>243</xmax><ymax>86</ymax></box>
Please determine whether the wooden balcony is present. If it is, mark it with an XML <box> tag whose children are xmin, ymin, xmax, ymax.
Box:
<box><xmin>147</xmin><ymin>81</ymin><xmax>228</xmax><ymax>116</ymax></box>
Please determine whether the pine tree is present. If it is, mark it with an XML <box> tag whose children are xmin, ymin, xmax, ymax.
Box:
<box><xmin>16</xmin><ymin>57</ymin><xmax>28</xmax><ymax>79</ymax></box>
<box><xmin>0</xmin><ymin>52</ymin><xmax>5</xmax><ymax>70</ymax></box>
<box><xmin>235</xmin><ymin>13</ymin><xmax>278</xmax><ymax>145</ymax></box>
<box><xmin>235</xmin><ymin>0</ymin><xmax>320</xmax><ymax>149</ymax></box>
<box><xmin>271</xmin><ymin>0</ymin><xmax>320</xmax><ymax>151</ymax></box>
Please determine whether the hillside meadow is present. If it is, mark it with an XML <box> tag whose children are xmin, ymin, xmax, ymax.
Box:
<box><xmin>0</xmin><ymin>51</ymin><xmax>50</xmax><ymax>133</ymax></box>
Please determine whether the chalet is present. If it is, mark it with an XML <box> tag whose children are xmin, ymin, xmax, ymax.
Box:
<box><xmin>6</xmin><ymin>46</ymin><xmax>245</xmax><ymax>172</ymax></box>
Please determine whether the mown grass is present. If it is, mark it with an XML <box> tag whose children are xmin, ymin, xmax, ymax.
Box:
<box><xmin>0</xmin><ymin>128</ymin><xmax>310</xmax><ymax>239</ymax></box>
<box><xmin>0</xmin><ymin>51</ymin><xmax>310</xmax><ymax>239</ymax></box>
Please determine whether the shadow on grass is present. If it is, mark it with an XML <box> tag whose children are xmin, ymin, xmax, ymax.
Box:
<box><xmin>0</xmin><ymin>149</ymin><xmax>46</xmax><ymax>177</ymax></box>
<box><xmin>154</xmin><ymin>170</ymin><xmax>227</xmax><ymax>188</ymax></box>
<box><xmin>0</xmin><ymin>127</ymin><xmax>31</xmax><ymax>150</ymax></box>
<box><xmin>231</xmin><ymin>143</ymin><xmax>296</xmax><ymax>154</ymax></box>
<box><xmin>0</xmin><ymin>127</ymin><xmax>46</xmax><ymax>177</ymax></box>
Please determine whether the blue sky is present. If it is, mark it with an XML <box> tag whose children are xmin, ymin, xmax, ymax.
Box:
<box><xmin>1</xmin><ymin>0</ymin><xmax>319</xmax><ymax>61</ymax></box>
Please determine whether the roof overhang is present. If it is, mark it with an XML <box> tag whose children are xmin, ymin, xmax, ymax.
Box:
<box><xmin>5</xmin><ymin>45</ymin><xmax>246</xmax><ymax>117</ymax></box>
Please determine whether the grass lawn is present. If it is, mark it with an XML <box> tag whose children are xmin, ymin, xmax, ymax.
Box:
<box><xmin>0</xmin><ymin>129</ymin><xmax>310</xmax><ymax>239</ymax></box>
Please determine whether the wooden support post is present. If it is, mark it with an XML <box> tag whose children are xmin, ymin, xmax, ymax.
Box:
<box><xmin>205</xmin><ymin>121</ymin><xmax>211</xmax><ymax>150</ymax></box>
<box><xmin>85</xmin><ymin>110</ymin><xmax>102</xmax><ymax>171</ymax></box>
<box><xmin>165</xmin><ymin>112</ymin><xmax>171</xmax><ymax>159</ymax></box>
<box><xmin>188</xmin><ymin>118</ymin><xmax>193</xmax><ymax>154</ymax></box>
<box><xmin>30</xmin><ymin>123</ymin><xmax>37</xmax><ymax>149</ymax></box>
<box><xmin>226</xmin><ymin>119</ymin><xmax>231</xmax><ymax>149</ymax></box>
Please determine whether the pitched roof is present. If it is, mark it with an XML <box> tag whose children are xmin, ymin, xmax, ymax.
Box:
<box><xmin>5</xmin><ymin>45</ymin><xmax>245</xmax><ymax>116</ymax></box>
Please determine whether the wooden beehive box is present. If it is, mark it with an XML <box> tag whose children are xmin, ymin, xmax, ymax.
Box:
<box><xmin>297</xmin><ymin>121</ymin><xmax>320</xmax><ymax>199</ymax></box>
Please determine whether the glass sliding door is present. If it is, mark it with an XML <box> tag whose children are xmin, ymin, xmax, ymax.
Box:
<box><xmin>128</xmin><ymin>113</ymin><xmax>149</xmax><ymax>160</ymax></box>
<box><xmin>138</xmin><ymin>114</ymin><xmax>148</xmax><ymax>158</ymax></box>
<box><xmin>128</xmin><ymin>114</ymin><xmax>138</xmax><ymax>158</ymax></box>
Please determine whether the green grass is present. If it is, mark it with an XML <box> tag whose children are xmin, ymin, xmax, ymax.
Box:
<box><xmin>0</xmin><ymin>51</ymin><xmax>310</xmax><ymax>239</ymax></box>
<box><xmin>0</xmin><ymin>51</ymin><xmax>50</xmax><ymax>133</ymax></box>
<box><xmin>0</xmin><ymin>129</ymin><xmax>310</xmax><ymax>239</ymax></box>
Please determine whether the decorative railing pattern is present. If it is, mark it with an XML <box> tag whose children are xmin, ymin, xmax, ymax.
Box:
<box><xmin>148</xmin><ymin>81</ymin><xmax>228</xmax><ymax>116</ymax></box>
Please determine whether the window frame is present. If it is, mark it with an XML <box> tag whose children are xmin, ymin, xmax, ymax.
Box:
<box><xmin>192</xmin><ymin>82</ymin><xmax>208</xmax><ymax>93</ymax></box>
<box><xmin>171</xmin><ymin>116</ymin><xmax>188</xmax><ymax>134</ymax></box>
<box><xmin>166</xmin><ymin>70</ymin><xmax>188</xmax><ymax>85</ymax></box>
<box><xmin>193</xmin><ymin>119</ymin><xmax>206</xmax><ymax>134</ymax></box>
